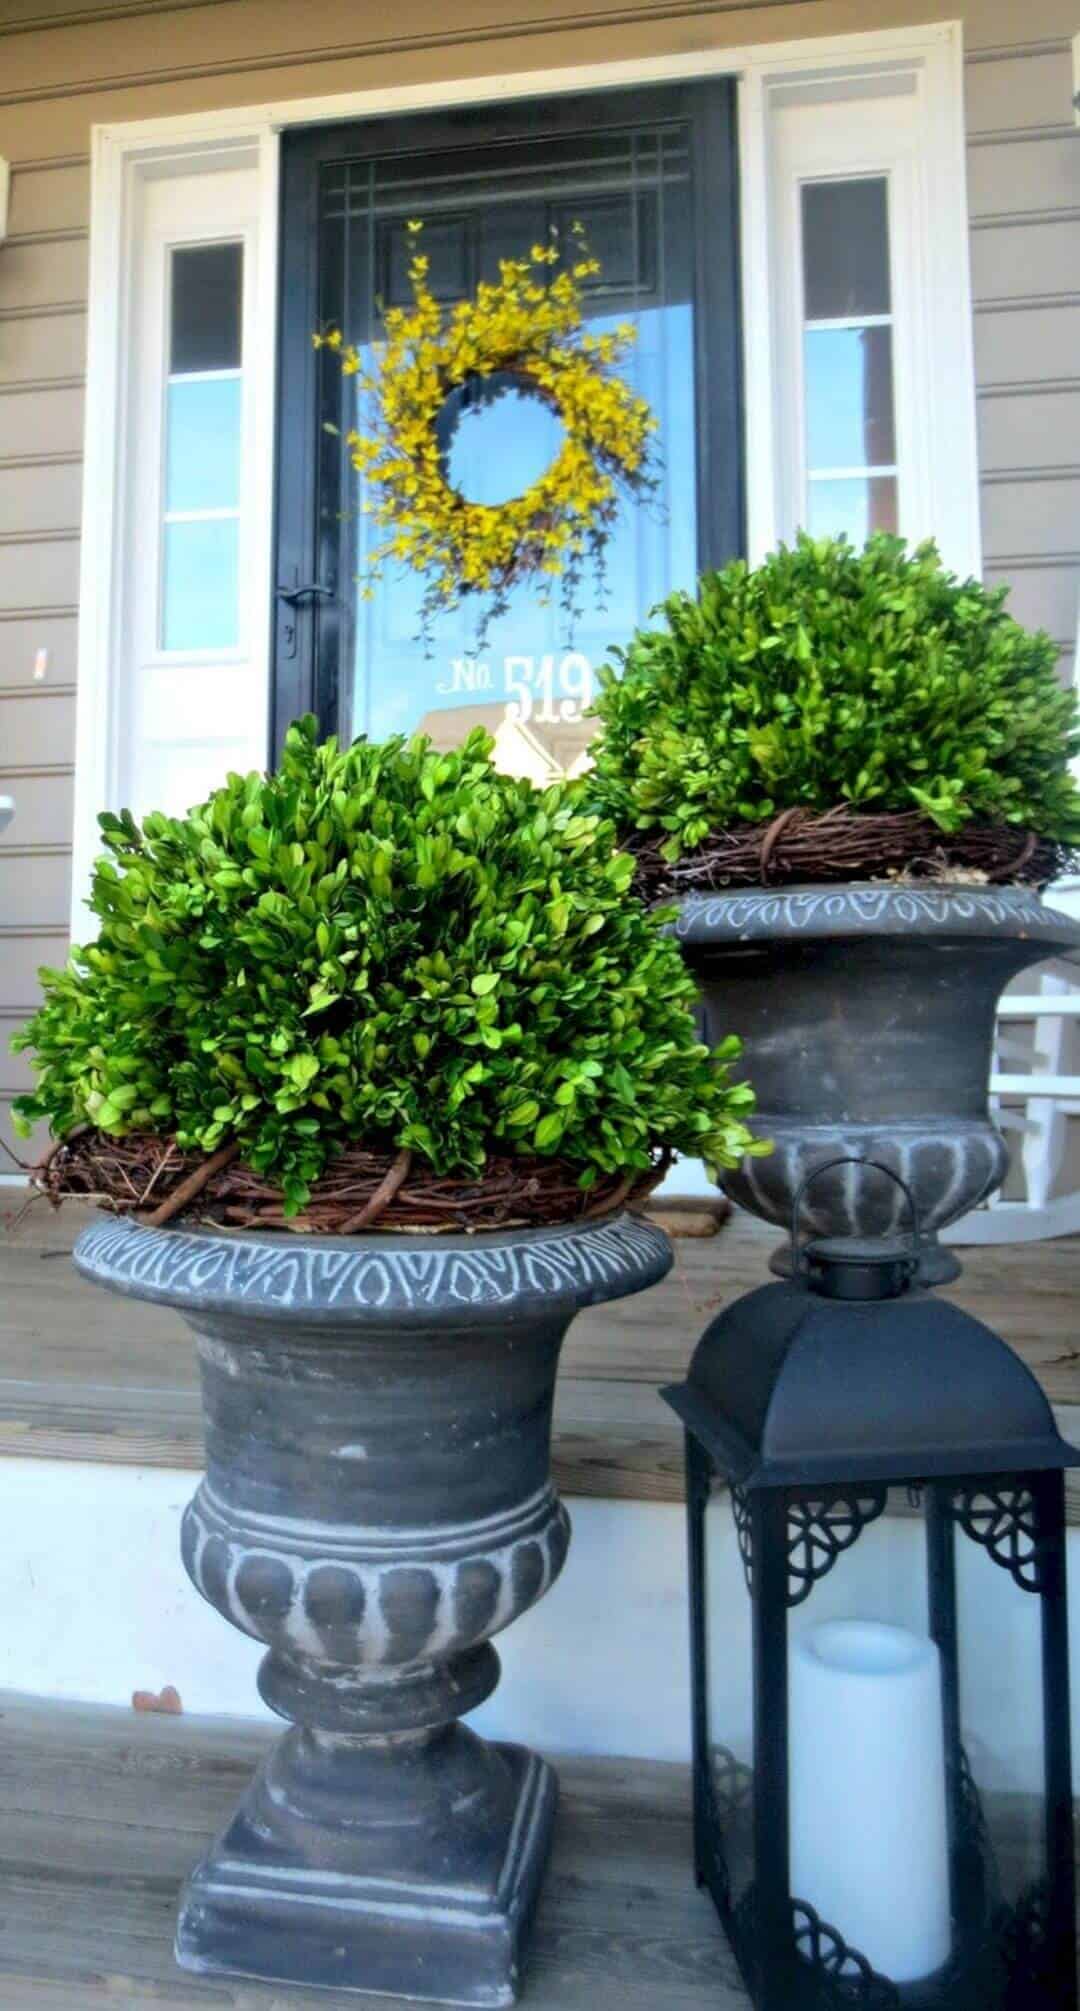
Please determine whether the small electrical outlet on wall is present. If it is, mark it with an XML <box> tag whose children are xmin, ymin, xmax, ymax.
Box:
<box><xmin>1074</xmin><ymin>32</ymin><xmax>1080</xmax><ymax>125</ymax></box>
<box><xmin>0</xmin><ymin>159</ymin><xmax>8</xmax><ymax>243</ymax></box>
<box><xmin>33</xmin><ymin>647</ymin><xmax>48</xmax><ymax>681</ymax></box>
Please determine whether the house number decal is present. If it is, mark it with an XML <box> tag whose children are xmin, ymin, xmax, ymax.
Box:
<box><xmin>437</xmin><ymin>652</ymin><xmax>594</xmax><ymax>724</ymax></box>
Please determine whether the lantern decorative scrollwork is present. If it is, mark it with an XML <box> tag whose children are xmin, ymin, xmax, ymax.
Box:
<box><xmin>952</xmin><ymin>1483</ymin><xmax>1046</xmax><ymax>1593</ymax></box>
<box><xmin>785</xmin><ymin>1487</ymin><xmax>889</xmax><ymax>1608</ymax></box>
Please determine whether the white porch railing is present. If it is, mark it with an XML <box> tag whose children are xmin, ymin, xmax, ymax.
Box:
<box><xmin>946</xmin><ymin>588</ymin><xmax>1080</xmax><ymax>1248</ymax></box>
<box><xmin>946</xmin><ymin>881</ymin><xmax>1080</xmax><ymax>1247</ymax></box>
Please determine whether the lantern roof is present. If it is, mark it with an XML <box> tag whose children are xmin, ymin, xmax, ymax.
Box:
<box><xmin>662</xmin><ymin>1278</ymin><xmax>1079</xmax><ymax>1489</ymax></box>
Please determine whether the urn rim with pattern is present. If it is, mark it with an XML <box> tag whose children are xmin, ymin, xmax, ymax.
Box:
<box><xmin>674</xmin><ymin>879</ymin><xmax>1080</xmax><ymax>951</ymax></box>
<box><xmin>72</xmin><ymin>1206</ymin><xmax>672</xmax><ymax>1327</ymax></box>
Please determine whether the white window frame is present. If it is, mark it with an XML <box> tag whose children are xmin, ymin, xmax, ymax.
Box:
<box><xmin>762</xmin><ymin>69</ymin><xmax>977</xmax><ymax>562</ymax></box>
<box><xmin>71</xmin><ymin>20</ymin><xmax>979</xmax><ymax>933</ymax></box>
<box><xmin>120</xmin><ymin>168</ymin><xmax>264</xmax><ymax>819</ymax></box>
<box><xmin>73</xmin><ymin>130</ymin><xmax>277</xmax><ymax>927</ymax></box>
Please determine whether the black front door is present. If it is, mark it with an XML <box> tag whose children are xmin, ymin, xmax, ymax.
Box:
<box><xmin>274</xmin><ymin>81</ymin><xmax>742</xmax><ymax>764</ymax></box>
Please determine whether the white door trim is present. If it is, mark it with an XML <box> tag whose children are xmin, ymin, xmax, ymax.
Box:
<box><xmin>71</xmin><ymin>18</ymin><xmax>976</xmax><ymax>935</ymax></box>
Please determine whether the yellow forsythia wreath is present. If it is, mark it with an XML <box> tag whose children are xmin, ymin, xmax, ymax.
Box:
<box><xmin>314</xmin><ymin>223</ymin><xmax>659</xmax><ymax>641</ymax></box>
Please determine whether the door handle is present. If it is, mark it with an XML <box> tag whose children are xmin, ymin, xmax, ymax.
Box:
<box><xmin>276</xmin><ymin>581</ymin><xmax>333</xmax><ymax>607</ymax></box>
<box><xmin>276</xmin><ymin>576</ymin><xmax>333</xmax><ymax>660</ymax></box>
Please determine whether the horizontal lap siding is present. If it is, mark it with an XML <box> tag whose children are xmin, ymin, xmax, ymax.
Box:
<box><xmin>0</xmin><ymin>0</ymin><xmax>1077</xmax><ymax>1172</ymax></box>
<box><xmin>0</xmin><ymin>171</ymin><xmax>85</xmax><ymax>1168</ymax></box>
<box><xmin>966</xmin><ymin>29</ymin><xmax>1080</xmax><ymax>687</ymax></box>
<box><xmin>0</xmin><ymin>461</ymin><xmax>83</xmax><ymax>534</ymax></box>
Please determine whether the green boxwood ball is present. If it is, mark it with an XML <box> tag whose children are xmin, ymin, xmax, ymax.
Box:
<box><xmin>12</xmin><ymin>717</ymin><xmax>759</xmax><ymax>1215</ymax></box>
<box><xmin>588</xmin><ymin>533</ymin><xmax>1080</xmax><ymax>861</ymax></box>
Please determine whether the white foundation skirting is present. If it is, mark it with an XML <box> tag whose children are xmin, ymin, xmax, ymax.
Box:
<box><xmin>0</xmin><ymin>1457</ymin><xmax>1074</xmax><ymax>1791</ymax></box>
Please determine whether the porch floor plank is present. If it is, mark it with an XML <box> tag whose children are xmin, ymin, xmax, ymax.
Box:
<box><xmin>0</xmin><ymin>1691</ymin><xmax>747</xmax><ymax>2010</ymax></box>
<box><xmin>2</xmin><ymin>1195</ymin><xmax>1080</xmax><ymax>1508</ymax></box>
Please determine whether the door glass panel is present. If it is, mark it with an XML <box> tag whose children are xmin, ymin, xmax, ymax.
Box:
<box><xmin>161</xmin><ymin>240</ymin><xmax>243</xmax><ymax>652</ymax></box>
<box><xmin>442</xmin><ymin>374</ymin><xmax>566</xmax><ymax>510</ymax></box>
<box><xmin>802</xmin><ymin>177</ymin><xmax>891</xmax><ymax>321</ymax></box>
<box><xmin>165</xmin><ymin>377</ymin><xmax>242</xmax><ymax>512</ymax></box>
<box><xmin>170</xmin><ymin>241</ymin><xmax>243</xmax><ymax>373</ymax></box>
<box><xmin>320</xmin><ymin>122</ymin><xmax>699</xmax><ymax>770</ymax></box>
<box><xmin>804</xmin><ymin>326</ymin><xmax>895</xmax><ymax>470</ymax></box>
<box><xmin>806</xmin><ymin>474</ymin><xmax>898</xmax><ymax>543</ymax></box>
<box><xmin>800</xmin><ymin>177</ymin><xmax>898</xmax><ymax>544</ymax></box>
<box><xmin>162</xmin><ymin>518</ymin><xmax>239</xmax><ymax>651</ymax></box>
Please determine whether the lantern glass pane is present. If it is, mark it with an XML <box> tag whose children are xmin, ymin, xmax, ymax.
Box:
<box><xmin>785</xmin><ymin>1496</ymin><xmax>948</xmax><ymax>1989</ymax></box>
<box><xmin>954</xmin><ymin>1491</ymin><xmax>1048</xmax><ymax>1917</ymax></box>
<box><xmin>704</xmin><ymin>1476</ymin><xmax>755</xmax><ymax>1918</ymax></box>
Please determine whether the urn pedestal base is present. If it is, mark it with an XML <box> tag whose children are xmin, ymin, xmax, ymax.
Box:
<box><xmin>175</xmin><ymin>1720</ymin><xmax>556</xmax><ymax>2008</ymax></box>
<box><xmin>72</xmin><ymin>1209</ymin><xmax>672</xmax><ymax>2008</ymax></box>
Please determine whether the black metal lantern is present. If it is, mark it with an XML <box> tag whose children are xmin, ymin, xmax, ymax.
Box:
<box><xmin>663</xmin><ymin>1162</ymin><xmax>1079</xmax><ymax>2011</ymax></box>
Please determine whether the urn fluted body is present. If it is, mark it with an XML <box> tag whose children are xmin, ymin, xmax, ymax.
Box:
<box><xmin>676</xmin><ymin>883</ymin><xmax>1080</xmax><ymax>1282</ymax></box>
<box><xmin>74</xmin><ymin>1208</ymin><xmax>671</xmax><ymax>2006</ymax></box>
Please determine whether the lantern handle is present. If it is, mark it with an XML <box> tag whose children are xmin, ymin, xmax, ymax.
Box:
<box><xmin>790</xmin><ymin>1156</ymin><xmax>923</xmax><ymax>1281</ymax></box>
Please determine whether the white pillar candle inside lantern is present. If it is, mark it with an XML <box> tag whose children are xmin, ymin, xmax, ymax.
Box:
<box><xmin>789</xmin><ymin>1619</ymin><xmax>951</xmax><ymax>1984</ymax></box>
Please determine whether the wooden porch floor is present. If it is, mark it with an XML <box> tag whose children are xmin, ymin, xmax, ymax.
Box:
<box><xmin>1</xmin><ymin>1194</ymin><xmax>1079</xmax><ymax>1507</ymax></box>
<box><xmin>0</xmin><ymin>1692</ymin><xmax>746</xmax><ymax>2009</ymax></box>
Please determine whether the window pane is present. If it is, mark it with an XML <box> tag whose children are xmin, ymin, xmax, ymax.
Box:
<box><xmin>806</xmin><ymin>474</ymin><xmax>897</xmax><ymax>545</ymax></box>
<box><xmin>802</xmin><ymin>178</ymin><xmax>890</xmax><ymax>321</ymax></box>
<box><xmin>162</xmin><ymin>518</ymin><xmax>239</xmax><ymax>650</ymax></box>
<box><xmin>165</xmin><ymin>376</ymin><xmax>242</xmax><ymax>512</ymax></box>
<box><xmin>170</xmin><ymin>242</ymin><xmax>243</xmax><ymax>374</ymax></box>
<box><xmin>805</xmin><ymin>326</ymin><xmax>896</xmax><ymax>470</ymax></box>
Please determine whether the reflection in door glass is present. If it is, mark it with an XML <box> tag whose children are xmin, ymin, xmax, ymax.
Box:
<box><xmin>322</xmin><ymin>126</ymin><xmax>698</xmax><ymax>782</ymax></box>
<box><xmin>442</xmin><ymin>375</ymin><xmax>566</xmax><ymax>510</ymax></box>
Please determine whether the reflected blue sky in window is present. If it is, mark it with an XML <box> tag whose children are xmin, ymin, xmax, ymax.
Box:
<box><xmin>804</xmin><ymin>327</ymin><xmax>895</xmax><ymax>473</ymax></box>
<box><xmin>444</xmin><ymin>379</ymin><xmax>566</xmax><ymax>507</ymax></box>
<box><xmin>165</xmin><ymin>376</ymin><xmax>242</xmax><ymax>514</ymax></box>
<box><xmin>806</xmin><ymin>475</ymin><xmax>897</xmax><ymax>545</ymax></box>
<box><xmin>162</xmin><ymin>519</ymin><xmax>239</xmax><ymax>651</ymax></box>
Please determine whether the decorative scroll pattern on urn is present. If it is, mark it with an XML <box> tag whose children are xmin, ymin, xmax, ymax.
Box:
<box><xmin>675</xmin><ymin>884</ymin><xmax>1065</xmax><ymax>942</ymax></box>
<box><xmin>182</xmin><ymin>1479</ymin><xmax>571</xmax><ymax>1667</ymax></box>
<box><xmin>734</xmin><ymin>1126</ymin><xmax>1009</xmax><ymax>1242</ymax></box>
<box><xmin>74</xmin><ymin>1210</ymin><xmax>668</xmax><ymax>1319</ymax></box>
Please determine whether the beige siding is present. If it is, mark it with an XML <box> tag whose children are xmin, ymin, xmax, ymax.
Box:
<box><xmin>0</xmin><ymin>459</ymin><xmax>82</xmax><ymax>533</ymax></box>
<box><xmin>4</xmin><ymin>160</ymin><xmax>90</xmax><ymax>237</ymax></box>
<box><xmin>0</xmin><ymin>613</ymin><xmax>77</xmax><ymax>689</ymax></box>
<box><xmin>0</xmin><ymin>385</ymin><xmax>84</xmax><ymax>457</ymax></box>
<box><xmin>0</xmin><ymin>0</ymin><xmax>1078</xmax><ymax>1169</ymax></box>
<box><xmin>965</xmin><ymin>23</ymin><xmax>1080</xmax><ymax>688</ymax></box>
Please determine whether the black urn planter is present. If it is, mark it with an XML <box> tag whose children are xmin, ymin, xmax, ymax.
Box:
<box><xmin>675</xmin><ymin>883</ymin><xmax>1080</xmax><ymax>1282</ymax></box>
<box><xmin>74</xmin><ymin>1208</ymin><xmax>671</xmax><ymax>2007</ymax></box>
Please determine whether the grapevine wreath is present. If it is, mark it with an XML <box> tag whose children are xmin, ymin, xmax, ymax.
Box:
<box><xmin>314</xmin><ymin>224</ymin><xmax>659</xmax><ymax>641</ymax></box>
